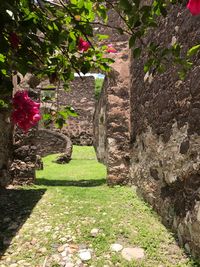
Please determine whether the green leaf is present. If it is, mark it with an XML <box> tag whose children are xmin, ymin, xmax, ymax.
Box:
<box><xmin>119</xmin><ymin>0</ymin><xmax>132</xmax><ymax>10</ymax></box>
<box><xmin>133</xmin><ymin>47</ymin><xmax>142</xmax><ymax>58</ymax></box>
<box><xmin>187</xmin><ymin>44</ymin><xmax>200</xmax><ymax>57</ymax></box>
<box><xmin>65</xmin><ymin>106</ymin><xmax>78</xmax><ymax>117</ymax></box>
<box><xmin>55</xmin><ymin>117</ymin><xmax>66</xmax><ymax>129</ymax></box>
<box><xmin>0</xmin><ymin>54</ymin><xmax>5</xmax><ymax>63</ymax></box>
<box><xmin>144</xmin><ymin>58</ymin><xmax>154</xmax><ymax>73</ymax></box>
<box><xmin>80</xmin><ymin>62</ymin><xmax>91</xmax><ymax>74</ymax></box>
<box><xmin>96</xmin><ymin>34</ymin><xmax>109</xmax><ymax>40</ymax></box>
<box><xmin>1</xmin><ymin>69</ymin><xmax>7</xmax><ymax>76</ymax></box>
<box><xmin>0</xmin><ymin>99</ymin><xmax>8</xmax><ymax>108</ymax></box>
<box><xmin>129</xmin><ymin>35</ymin><xmax>136</xmax><ymax>48</ymax></box>
<box><xmin>43</xmin><ymin>113</ymin><xmax>51</xmax><ymax>120</ymax></box>
<box><xmin>178</xmin><ymin>69</ymin><xmax>186</xmax><ymax>80</ymax></box>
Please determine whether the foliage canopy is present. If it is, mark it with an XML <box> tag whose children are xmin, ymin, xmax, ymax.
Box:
<box><xmin>0</xmin><ymin>0</ymin><xmax>198</xmax><ymax>101</ymax></box>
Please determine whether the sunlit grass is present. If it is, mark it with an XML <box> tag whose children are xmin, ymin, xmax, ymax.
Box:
<box><xmin>0</xmin><ymin>146</ymin><xmax>198</xmax><ymax>267</ymax></box>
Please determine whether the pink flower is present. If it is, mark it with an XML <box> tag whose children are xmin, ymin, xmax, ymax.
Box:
<box><xmin>32</xmin><ymin>114</ymin><xmax>41</xmax><ymax>121</ymax></box>
<box><xmin>78</xmin><ymin>37</ymin><xmax>90</xmax><ymax>52</ymax></box>
<box><xmin>11</xmin><ymin>90</ymin><xmax>41</xmax><ymax>132</ymax></box>
<box><xmin>106</xmin><ymin>44</ymin><xmax>117</xmax><ymax>53</ymax></box>
<box><xmin>187</xmin><ymin>0</ymin><xmax>200</xmax><ymax>15</ymax></box>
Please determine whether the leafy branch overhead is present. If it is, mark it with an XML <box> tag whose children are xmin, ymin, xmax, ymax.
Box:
<box><xmin>117</xmin><ymin>0</ymin><xmax>200</xmax><ymax>79</ymax></box>
<box><xmin>1</xmin><ymin>0</ymin><xmax>200</xmax><ymax>86</ymax></box>
<box><xmin>0</xmin><ymin>0</ymin><xmax>199</xmax><ymax>99</ymax></box>
<box><xmin>0</xmin><ymin>0</ymin><xmax>113</xmax><ymax>90</ymax></box>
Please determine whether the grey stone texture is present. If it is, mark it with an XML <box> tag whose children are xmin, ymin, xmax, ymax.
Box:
<box><xmin>94</xmin><ymin>1</ymin><xmax>200</xmax><ymax>258</ymax></box>
<box><xmin>58</xmin><ymin>76</ymin><xmax>96</xmax><ymax>146</ymax></box>
<box><xmin>40</xmin><ymin>76</ymin><xmax>96</xmax><ymax>146</ymax></box>
<box><xmin>35</xmin><ymin>129</ymin><xmax>72</xmax><ymax>159</ymax></box>
<box><xmin>129</xmin><ymin>2</ymin><xmax>200</xmax><ymax>257</ymax></box>
<box><xmin>0</xmin><ymin>104</ymin><xmax>12</xmax><ymax>187</ymax></box>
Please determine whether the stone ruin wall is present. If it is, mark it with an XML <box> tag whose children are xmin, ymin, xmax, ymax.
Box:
<box><xmin>10</xmin><ymin>127</ymin><xmax>37</xmax><ymax>186</ymax></box>
<box><xmin>2</xmin><ymin>3</ymin><xmax>200</xmax><ymax>258</ymax></box>
<box><xmin>0</xmin><ymin>98</ymin><xmax>13</xmax><ymax>187</ymax></box>
<box><xmin>0</xmin><ymin>73</ymin><xmax>95</xmax><ymax>186</ymax></box>
<box><xmin>39</xmin><ymin>76</ymin><xmax>96</xmax><ymax>146</ymax></box>
<box><xmin>94</xmin><ymin>1</ymin><xmax>200</xmax><ymax>257</ymax></box>
<box><xmin>35</xmin><ymin>129</ymin><xmax>72</xmax><ymax>158</ymax></box>
<box><xmin>0</xmin><ymin>89</ymin><xmax>38</xmax><ymax>187</ymax></box>
<box><xmin>0</xmin><ymin>6</ymin><xmax>125</xmax><ymax>187</ymax></box>
<box><xmin>57</xmin><ymin>76</ymin><xmax>96</xmax><ymax>146</ymax></box>
<box><xmin>129</xmin><ymin>2</ymin><xmax>200</xmax><ymax>257</ymax></box>
<box><xmin>9</xmin><ymin>89</ymin><xmax>40</xmax><ymax>186</ymax></box>
<box><xmin>8</xmin><ymin>74</ymin><xmax>90</xmax><ymax>185</ymax></box>
<box><xmin>3</xmin><ymin>76</ymin><xmax>43</xmax><ymax>186</ymax></box>
<box><xmin>93</xmin><ymin>5</ymin><xmax>131</xmax><ymax>184</ymax></box>
<box><xmin>94</xmin><ymin>43</ymin><xmax>131</xmax><ymax>184</ymax></box>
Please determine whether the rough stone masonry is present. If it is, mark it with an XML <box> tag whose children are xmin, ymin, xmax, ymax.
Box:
<box><xmin>94</xmin><ymin>43</ymin><xmax>131</xmax><ymax>184</ymax></box>
<box><xmin>94</xmin><ymin>1</ymin><xmax>200</xmax><ymax>258</ymax></box>
<box><xmin>0</xmin><ymin>96</ymin><xmax>12</xmax><ymax>187</ymax></box>
<box><xmin>129</xmin><ymin>2</ymin><xmax>200</xmax><ymax>257</ymax></box>
<box><xmin>57</xmin><ymin>76</ymin><xmax>96</xmax><ymax>146</ymax></box>
<box><xmin>39</xmin><ymin>76</ymin><xmax>96</xmax><ymax>146</ymax></box>
<box><xmin>93</xmin><ymin>5</ymin><xmax>131</xmax><ymax>184</ymax></box>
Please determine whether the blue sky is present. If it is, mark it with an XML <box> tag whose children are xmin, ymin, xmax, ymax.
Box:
<box><xmin>74</xmin><ymin>73</ymin><xmax>105</xmax><ymax>79</ymax></box>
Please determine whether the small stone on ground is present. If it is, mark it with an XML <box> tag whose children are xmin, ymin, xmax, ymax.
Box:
<box><xmin>90</xmin><ymin>228</ymin><xmax>99</xmax><ymax>237</ymax></box>
<box><xmin>78</xmin><ymin>249</ymin><xmax>92</xmax><ymax>261</ymax></box>
<box><xmin>121</xmin><ymin>247</ymin><xmax>145</xmax><ymax>261</ymax></box>
<box><xmin>110</xmin><ymin>243</ymin><xmax>123</xmax><ymax>252</ymax></box>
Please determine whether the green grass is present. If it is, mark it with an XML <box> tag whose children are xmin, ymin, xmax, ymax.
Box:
<box><xmin>95</xmin><ymin>78</ymin><xmax>104</xmax><ymax>99</ymax></box>
<box><xmin>0</xmin><ymin>146</ymin><xmax>199</xmax><ymax>267</ymax></box>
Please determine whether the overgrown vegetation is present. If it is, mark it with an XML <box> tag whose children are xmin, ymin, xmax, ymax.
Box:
<box><xmin>0</xmin><ymin>146</ymin><xmax>198</xmax><ymax>266</ymax></box>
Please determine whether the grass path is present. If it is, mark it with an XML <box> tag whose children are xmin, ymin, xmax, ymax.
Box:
<box><xmin>0</xmin><ymin>146</ymin><xmax>198</xmax><ymax>267</ymax></box>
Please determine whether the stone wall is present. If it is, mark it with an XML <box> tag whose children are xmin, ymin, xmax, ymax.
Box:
<box><xmin>58</xmin><ymin>76</ymin><xmax>96</xmax><ymax>145</ymax></box>
<box><xmin>0</xmin><ymin>74</ymin><xmax>95</xmax><ymax>186</ymax></box>
<box><xmin>10</xmin><ymin>129</ymin><xmax>37</xmax><ymax>185</ymax></box>
<box><xmin>96</xmin><ymin>2</ymin><xmax>128</xmax><ymax>45</ymax></box>
<box><xmin>0</xmin><ymin>107</ymin><xmax>12</xmax><ymax>187</ymax></box>
<box><xmin>93</xmin><ymin>4</ymin><xmax>131</xmax><ymax>184</ymax></box>
<box><xmin>129</xmin><ymin>2</ymin><xmax>200</xmax><ymax>257</ymax></box>
<box><xmin>94</xmin><ymin>44</ymin><xmax>131</xmax><ymax>184</ymax></box>
<box><xmin>35</xmin><ymin>129</ymin><xmax>72</xmax><ymax>158</ymax></box>
<box><xmin>40</xmin><ymin>76</ymin><xmax>96</xmax><ymax>146</ymax></box>
<box><xmin>9</xmin><ymin>89</ymin><xmax>39</xmax><ymax>186</ymax></box>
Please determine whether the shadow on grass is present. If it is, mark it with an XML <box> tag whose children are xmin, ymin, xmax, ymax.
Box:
<box><xmin>36</xmin><ymin>178</ymin><xmax>106</xmax><ymax>187</ymax></box>
<box><xmin>0</xmin><ymin>188</ymin><xmax>46</xmax><ymax>257</ymax></box>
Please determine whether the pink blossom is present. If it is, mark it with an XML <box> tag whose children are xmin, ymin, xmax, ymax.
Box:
<box><xmin>78</xmin><ymin>37</ymin><xmax>90</xmax><ymax>52</ymax></box>
<box><xmin>12</xmin><ymin>90</ymin><xmax>41</xmax><ymax>132</ymax></box>
<box><xmin>106</xmin><ymin>44</ymin><xmax>117</xmax><ymax>53</ymax></box>
<box><xmin>187</xmin><ymin>0</ymin><xmax>200</xmax><ymax>15</ymax></box>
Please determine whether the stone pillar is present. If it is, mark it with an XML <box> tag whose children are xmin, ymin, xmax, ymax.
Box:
<box><xmin>94</xmin><ymin>45</ymin><xmax>131</xmax><ymax>185</ymax></box>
